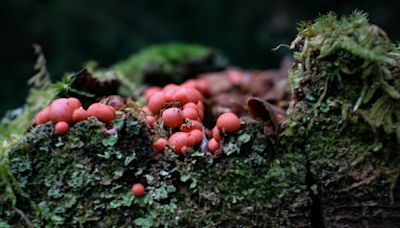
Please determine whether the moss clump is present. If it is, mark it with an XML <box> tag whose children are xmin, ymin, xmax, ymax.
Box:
<box><xmin>284</xmin><ymin>11</ymin><xmax>400</xmax><ymax>226</ymax></box>
<box><xmin>287</xmin><ymin>11</ymin><xmax>400</xmax><ymax>140</ymax></box>
<box><xmin>113</xmin><ymin>43</ymin><xmax>227</xmax><ymax>86</ymax></box>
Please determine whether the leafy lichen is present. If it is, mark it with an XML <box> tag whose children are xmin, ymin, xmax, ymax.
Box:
<box><xmin>3</xmin><ymin>114</ymin><xmax>154</xmax><ymax>226</ymax></box>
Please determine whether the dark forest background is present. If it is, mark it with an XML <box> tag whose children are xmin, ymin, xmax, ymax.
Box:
<box><xmin>1</xmin><ymin>0</ymin><xmax>400</xmax><ymax>116</ymax></box>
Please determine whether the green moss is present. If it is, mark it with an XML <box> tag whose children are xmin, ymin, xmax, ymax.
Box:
<box><xmin>286</xmin><ymin>11</ymin><xmax>400</xmax><ymax>140</ymax></box>
<box><xmin>0</xmin><ymin>45</ymin><xmax>55</xmax><ymax>137</ymax></box>
<box><xmin>113</xmin><ymin>43</ymin><xmax>227</xmax><ymax>85</ymax></box>
<box><xmin>283</xmin><ymin>11</ymin><xmax>400</xmax><ymax>226</ymax></box>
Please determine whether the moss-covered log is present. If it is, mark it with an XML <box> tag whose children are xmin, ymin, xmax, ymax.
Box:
<box><xmin>284</xmin><ymin>11</ymin><xmax>400</xmax><ymax>226</ymax></box>
<box><xmin>1</xmin><ymin>13</ymin><xmax>400</xmax><ymax>227</ymax></box>
<box><xmin>3</xmin><ymin>115</ymin><xmax>309</xmax><ymax>226</ymax></box>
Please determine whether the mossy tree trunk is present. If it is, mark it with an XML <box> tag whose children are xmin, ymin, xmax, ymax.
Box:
<box><xmin>282</xmin><ymin>11</ymin><xmax>400</xmax><ymax>226</ymax></box>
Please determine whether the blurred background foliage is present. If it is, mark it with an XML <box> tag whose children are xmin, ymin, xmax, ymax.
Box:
<box><xmin>1</xmin><ymin>0</ymin><xmax>400</xmax><ymax>116</ymax></box>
